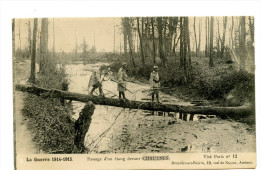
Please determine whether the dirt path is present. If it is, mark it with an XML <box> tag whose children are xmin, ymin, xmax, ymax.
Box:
<box><xmin>14</xmin><ymin>59</ymin><xmax>40</xmax><ymax>154</ymax></box>
<box><xmin>14</xmin><ymin>91</ymin><xmax>39</xmax><ymax>154</ymax></box>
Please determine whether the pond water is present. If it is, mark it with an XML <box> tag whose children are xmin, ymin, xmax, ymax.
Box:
<box><xmin>64</xmin><ymin>63</ymin><xmax>256</xmax><ymax>153</ymax></box>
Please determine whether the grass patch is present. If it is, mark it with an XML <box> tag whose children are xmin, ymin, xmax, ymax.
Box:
<box><xmin>22</xmin><ymin>67</ymin><xmax>75</xmax><ymax>153</ymax></box>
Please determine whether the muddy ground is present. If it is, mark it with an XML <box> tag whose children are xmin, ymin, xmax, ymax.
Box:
<box><xmin>14</xmin><ymin>59</ymin><xmax>256</xmax><ymax>154</ymax></box>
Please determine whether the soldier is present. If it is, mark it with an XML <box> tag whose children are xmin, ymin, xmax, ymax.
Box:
<box><xmin>88</xmin><ymin>70</ymin><xmax>104</xmax><ymax>97</ymax></box>
<box><xmin>149</xmin><ymin>66</ymin><xmax>160</xmax><ymax>103</ymax></box>
<box><xmin>117</xmin><ymin>62</ymin><xmax>128</xmax><ymax>100</ymax></box>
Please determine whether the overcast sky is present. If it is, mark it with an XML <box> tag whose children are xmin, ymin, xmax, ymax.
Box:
<box><xmin>15</xmin><ymin>17</ymin><xmax>123</xmax><ymax>52</ymax></box>
<box><xmin>15</xmin><ymin>17</ymin><xmax>251</xmax><ymax>53</ymax></box>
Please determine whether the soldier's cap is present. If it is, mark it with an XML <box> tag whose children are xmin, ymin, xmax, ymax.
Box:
<box><xmin>153</xmin><ymin>66</ymin><xmax>159</xmax><ymax>69</ymax></box>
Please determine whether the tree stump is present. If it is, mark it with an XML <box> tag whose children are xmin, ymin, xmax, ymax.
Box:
<box><xmin>74</xmin><ymin>101</ymin><xmax>95</xmax><ymax>152</ymax></box>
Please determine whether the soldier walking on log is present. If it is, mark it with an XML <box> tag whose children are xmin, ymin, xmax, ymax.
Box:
<box><xmin>117</xmin><ymin>62</ymin><xmax>128</xmax><ymax>100</ymax></box>
<box><xmin>150</xmin><ymin>66</ymin><xmax>160</xmax><ymax>103</ymax></box>
<box><xmin>88</xmin><ymin>69</ymin><xmax>105</xmax><ymax>97</ymax></box>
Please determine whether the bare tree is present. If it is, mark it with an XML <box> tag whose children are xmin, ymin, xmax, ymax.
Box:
<box><xmin>217</xmin><ymin>17</ymin><xmax>221</xmax><ymax>58</ymax></box>
<box><xmin>169</xmin><ymin>17</ymin><xmax>178</xmax><ymax>56</ymax></box>
<box><xmin>193</xmin><ymin>17</ymin><xmax>198</xmax><ymax>57</ymax></box>
<box><xmin>186</xmin><ymin>17</ymin><xmax>192</xmax><ymax>70</ymax></box>
<box><xmin>163</xmin><ymin>17</ymin><xmax>167</xmax><ymax>54</ymax></box>
<box><xmin>19</xmin><ymin>20</ymin><xmax>21</xmax><ymax>51</ymax></box>
<box><xmin>124</xmin><ymin>17</ymin><xmax>135</xmax><ymax>66</ymax></box>
<box><xmin>29</xmin><ymin>18</ymin><xmax>38</xmax><ymax>83</ymax></box>
<box><xmin>82</xmin><ymin>37</ymin><xmax>88</xmax><ymax>58</ymax></box>
<box><xmin>122</xmin><ymin>18</ymin><xmax>128</xmax><ymax>56</ymax></box>
<box><xmin>179</xmin><ymin>17</ymin><xmax>192</xmax><ymax>82</ymax></box>
<box><xmin>209</xmin><ymin>17</ymin><xmax>214</xmax><ymax>67</ymax></box>
<box><xmin>205</xmin><ymin>17</ymin><xmax>208</xmax><ymax>57</ymax></box>
<box><xmin>248</xmin><ymin>16</ymin><xmax>254</xmax><ymax>47</ymax></box>
<box><xmin>198</xmin><ymin>18</ymin><xmax>201</xmax><ymax>57</ymax></box>
<box><xmin>157</xmin><ymin>17</ymin><xmax>166</xmax><ymax>65</ymax></box>
<box><xmin>12</xmin><ymin>19</ymin><xmax>15</xmax><ymax>58</ymax></box>
<box><xmin>151</xmin><ymin>17</ymin><xmax>156</xmax><ymax>63</ymax></box>
<box><xmin>52</xmin><ymin>18</ymin><xmax>55</xmax><ymax>59</ymax></box>
<box><xmin>229</xmin><ymin>16</ymin><xmax>234</xmax><ymax>48</ymax></box>
<box><xmin>220</xmin><ymin>16</ymin><xmax>228</xmax><ymax>58</ymax></box>
<box><xmin>39</xmin><ymin>18</ymin><xmax>49</xmax><ymax>73</ymax></box>
<box><xmin>137</xmin><ymin>17</ymin><xmax>145</xmax><ymax>65</ymax></box>
<box><xmin>180</xmin><ymin>17</ymin><xmax>184</xmax><ymax>67</ymax></box>
<box><xmin>27</xmin><ymin>19</ymin><xmax>32</xmax><ymax>59</ymax></box>
<box><xmin>239</xmin><ymin>16</ymin><xmax>246</xmax><ymax>70</ymax></box>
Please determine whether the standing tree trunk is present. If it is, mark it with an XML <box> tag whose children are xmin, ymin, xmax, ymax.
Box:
<box><xmin>229</xmin><ymin>16</ymin><xmax>234</xmax><ymax>48</ymax></box>
<box><xmin>220</xmin><ymin>16</ymin><xmax>228</xmax><ymax>58</ymax></box>
<box><xmin>207</xmin><ymin>17</ymin><xmax>210</xmax><ymax>58</ymax></box>
<box><xmin>19</xmin><ymin>21</ymin><xmax>21</xmax><ymax>51</ymax></box>
<box><xmin>123</xmin><ymin>19</ymin><xmax>128</xmax><ymax>56</ymax></box>
<box><xmin>209</xmin><ymin>17</ymin><xmax>214</xmax><ymax>67</ymax></box>
<box><xmin>12</xmin><ymin>19</ymin><xmax>15</xmax><ymax>58</ymax></box>
<box><xmin>39</xmin><ymin>18</ymin><xmax>49</xmax><ymax>73</ymax></box>
<box><xmin>157</xmin><ymin>17</ymin><xmax>166</xmax><ymax>66</ymax></box>
<box><xmin>82</xmin><ymin>37</ymin><xmax>88</xmax><ymax>61</ymax></box>
<box><xmin>163</xmin><ymin>17</ymin><xmax>167</xmax><ymax>55</ymax></box>
<box><xmin>125</xmin><ymin>17</ymin><xmax>135</xmax><ymax>67</ymax></box>
<box><xmin>248</xmin><ymin>16</ymin><xmax>254</xmax><ymax>47</ymax></box>
<box><xmin>27</xmin><ymin>19</ymin><xmax>32</xmax><ymax>59</ymax></box>
<box><xmin>217</xmin><ymin>18</ymin><xmax>221</xmax><ymax>58</ymax></box>
<box><xmin>239</xmin><ymin>16</ymin><xmax>246</xmax><ymax>70</ymax></box>
<box><xmin>52</xmin><ymin>18</ymin><xmax>55</xmax><ymax>59</ymax></box>
<box><xmin>186</xmin><ymin>17</ymin><xmax>192</xmax><ymax>70</ymax></box>
<box><xmin>145</xmin><ymin>18</ymin><xmax>150</xmax><ymax>60</ymax></box>
<box><xmin>198</xmin><ymin>19</ymin><xmax>201</xmax><ymax>57</ymax></box>
<box><xmin>29</xmin><ymin>18</ymin><xmax>38</xmax><ymax>83</ymax></box>
<box><xmin>205</xmin><ymin>17</ymin><xmax>208</xmax><ymax>57</ymax></box>
<box><xmin>151</xmin><ymin>17</ymin><xmax>156</xmax><ymax>64</ymax></box>
<box><xmin>179</xmin><ymin>17</ymin><xmax>184</xmax><ymax>68</ymax></box>
<box><xmin>193</xmin><ymin>17</ymin><xmax>198</xmax><ymax>57</ymax></box>
<box><xmin>168</xmin><ymin>17</ymin><xmax>174</xmax><ymax>56</ymax></box>
<box><xmin>137</xmin><ymin>17</ymin><xmax>145</xmax><ymax>65</ymax></box>
<box><xmin>180</xmin><ymin>17</ymin><xmax>191</xmax><ymax>83</ymax></box>
<box><xmin>183</xmin><ymin>18</ymin><xmax>187</xmax><ymax>75</ymax></box>
<box><xmin>171</xmin><ymin>17</ymin><xmax>178</xmax><ymax>56</ymax></box>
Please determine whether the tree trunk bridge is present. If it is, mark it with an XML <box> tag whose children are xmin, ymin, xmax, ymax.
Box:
<box><xmin>15</xmin><ymin>84</ymin><xmax>253</xmax><ymax>117</ymax></box>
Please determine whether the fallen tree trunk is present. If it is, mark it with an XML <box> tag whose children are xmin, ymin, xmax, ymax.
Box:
<box><xmin>15</xmin><ymin>84</ymin><xmax>254</xmax><ymax>117</ymax></box>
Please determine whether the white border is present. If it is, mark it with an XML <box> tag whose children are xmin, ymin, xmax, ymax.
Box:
<box><xmin>1</xmin><ymin>1</ymin><xmax>259</xmax><ymax>170</ymax></box>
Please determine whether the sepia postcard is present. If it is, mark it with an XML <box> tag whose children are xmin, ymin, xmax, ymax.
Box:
<box><xmin>13</xmin><ymin>16</ymin><xmax>256</xmax><ymax>169</ymax></box>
